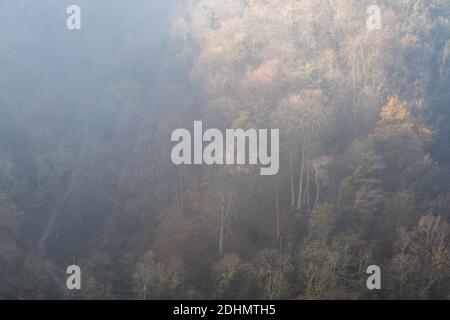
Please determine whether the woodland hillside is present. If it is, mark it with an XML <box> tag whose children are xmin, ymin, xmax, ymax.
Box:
<box><xmin>0</xmin><ymin>0</ymin><xmax>449</xmax><ymax>299</ymax></box>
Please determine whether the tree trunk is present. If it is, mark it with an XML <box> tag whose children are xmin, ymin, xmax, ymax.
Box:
<box><xmin>219</xmin><ymin>193</ymin><xmax>225</xmax><ymax>255</ymax></box>
<box><xmin>276</xmin><ymin>195</ymin><xmax>282</xmax><ymax>258</ymax></box>
<box><xmin>296</xmin><ymin>145</ymin><xmax>306</xmax><ymax>211</ymax></box>
<box><xmin>289</xmin><ymin>148</ymin><xmax>295</xmax><ymax>208</ymax></box>
<box><xmin>314</xmin><ymin>166</ymin><xmax>320</xmax><ymax>211</ymax></box>
<box><xmin>178</xmin><ymin>167</ymin><xmax>184</xmax><ymax>212</ymax></box>
<box><xmin>306</xmin><ymin>162</ymin><xmax>311</xmax><ymax>211</ymax></box>
<box><xmin>276</xmin><ymin>195</ymin><xmax>280</xmax><ymax>240</ymax></box>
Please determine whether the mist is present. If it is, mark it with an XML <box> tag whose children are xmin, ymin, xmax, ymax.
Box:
<box><xmin>0</xmin><ymin>0</ymin><xmax>449</xmax><ymax>300</ymax></box>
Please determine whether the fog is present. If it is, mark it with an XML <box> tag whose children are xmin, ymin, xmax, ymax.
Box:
<box><xmin>0</xmin><ymin>0</ymin><xmax>449</xmax><ymax>300</ymax></box>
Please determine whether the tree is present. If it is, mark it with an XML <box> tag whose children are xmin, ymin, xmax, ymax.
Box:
<box><xmin>134</xmin><ymin>250</ymin><xmax>185</xmax><ymax>300</ymax></box>
<box><xmin>390</xmin><ymin>213</ymin><xmax>450</xmax><ymax>299</ymax></box>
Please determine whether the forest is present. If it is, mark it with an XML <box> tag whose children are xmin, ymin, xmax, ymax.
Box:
<box><xmin>0</xmin><ymin>0</ymin><xmax>449</xmax><ymax>300</ymax></box>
